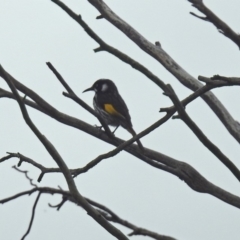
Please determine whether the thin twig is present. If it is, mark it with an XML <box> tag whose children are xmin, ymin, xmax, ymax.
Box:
<box><xmin>0</xmin><ymin>64</ymin><xmax>129</xmax><ymax>240</ymax></box>
<box><xmin>21</xmin><ymin>192</ymin><xmax>41</xmax><ymax>240</ymax></box>
<box><xmin>49</xmin><ymin>196</ymin><xmax>68</xmax><ymax>211</ymax></box>
<box><xmin>46</xmin><ymin>62</ymin><xmax>113</xmax><ymax>137</ymax></box>
<box><xmin>72</xmin><ymin>112</ymin><xmax>177</xmax><ymax>178</ymax></box>
<box><xmin>3</xmin><ymin>152</ymin><xmax>62</xmax><ymax>182</ymax></box>
<box><xmin>0</xmin><ymin>185</ymin><xmax>176</xmax><ymax>240</ymax></box>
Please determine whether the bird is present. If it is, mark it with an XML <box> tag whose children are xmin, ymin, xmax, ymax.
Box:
<box><xmin>83</xmin><ymin>79</ymin><xmax>144</xmax><ymax>150</ymax></box>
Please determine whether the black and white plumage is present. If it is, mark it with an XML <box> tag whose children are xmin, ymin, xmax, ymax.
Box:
<box><xmin>83</xmin><ymin>79</ymin><xmax>144</xmax><ymax>150</ymax></box>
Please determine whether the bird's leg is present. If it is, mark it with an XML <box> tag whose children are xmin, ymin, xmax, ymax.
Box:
<box><xmin>112</xmin><ymin>125</ymin><xmax>120</xmax><ymax>134</ymax></box>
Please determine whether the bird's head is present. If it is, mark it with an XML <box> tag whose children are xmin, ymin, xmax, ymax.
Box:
<box><xmin>83</xmin><ymin>79</ymin><xmax>118</xmax><ymax>94</ymax></box>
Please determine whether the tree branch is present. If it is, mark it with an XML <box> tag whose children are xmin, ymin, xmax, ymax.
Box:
<box><xmin>0</xmin><ymin>186</ymin><xmax>177</xmax><ymax>240</ymax></box>
<box><xmin>12</xmin><ymin>165</ymin><xmax>38</xmax><ymax>187</ymax></box>
<box><xmin>0</xmin><ymin>187</ymin><xmax>66</xmax><ymax>204</ymax></box>
<box><xmin>87</xmin><ymin>198</ymin><xmax>176</xmax><ymax>240</ymax></box>
<box><xmin>84</xmin><ymin>0</ymin><xmax>240</xmax><ymax>145</ymax></box>
<box><xmin>21</xmin><ymin>192</ymin><xmax>41</xmax><ymax>240</ymax></box>
<box><xmin>187</xmin><ymin>0</ymin><xmax>240</xmax><ymax>49</ymax></box>
<box><xmin>161</xmin><ymin>84</ymin><xmax>240</xmax><ymax>182</ymax></box>
<box><xmin>1</xmin><ymin>68</ymin><xmax>240</xmax><ymax>208</ymax></box>
<box><xmin>199</xmin><ymin>75</ymin><xmax>240</xmax><ymax>85</ymax></box>
<box><xmin>50</xmin><ymin>0</ymin><xmax>168</xmax><ymax>92</ymax></box>
<box><xmin>0</xmin><ymin>64</ymin><xmax>129</xmax><ymax>240</ymax></box>
<box><xmin>46</xmin><ymin>62</ymin><xmax>113</xmax><ymax>137</ymax></box>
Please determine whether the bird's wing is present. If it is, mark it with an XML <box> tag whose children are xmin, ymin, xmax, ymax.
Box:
<box><xmin>100</xmin><ymin>93</ymin><xmax>132</xmax><ymax>123</ymax></box>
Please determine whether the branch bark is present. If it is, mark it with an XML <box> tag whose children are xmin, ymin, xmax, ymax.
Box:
<box><xmin>0</xmin><ymin>64</ymin><xmax>129</xmax><ymax>240</ymax></box>
<box><xmin>1</xmin><ymin>67</ymin><xmax>240</xmax><ymax>209</ymax></box>
<box><xmin>21</xmin><ymin>192</ymin><xmax>41</xmax><ymax>240</ymax></box>
<box><xmin>0</xmin><ymin>187</ymin><xmax>176</xmax><ymax>240</ymax></box>
<box><xmin>84</xmin><ymin>0</ymin><xmax>240</xmax><ymax>144</ymax></box>
<box><xmin>161</xmin><ymin>85</ymin><xmax>240</xmax><ymax>182</ymax></box>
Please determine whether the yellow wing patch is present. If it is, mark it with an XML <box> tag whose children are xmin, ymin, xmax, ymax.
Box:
<box><xmin>104</xmin><ymin>104</ymin><xmax>123</xmax><ymax>117</ymax></box>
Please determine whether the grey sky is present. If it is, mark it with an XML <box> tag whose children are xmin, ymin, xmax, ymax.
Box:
<box><xmin>0</xmin><ymin>0</ymin><xmax>240</xmax><ymax>239</ymax></box>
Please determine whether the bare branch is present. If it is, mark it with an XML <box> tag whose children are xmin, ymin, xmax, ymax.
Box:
<box><xmin>162</xmin><ymin>84</ymin><xmax>240</xmax><ymax>182</ymax></box>
<box><xmin>12</xmin><ymin>165</ymin><xmax>38</xmax><ymax>188</ymax></box>
<box><xmin>1</xmin><ymin>67</ymin><xmax>240</xmax><ymax>208</ymax></box>
<box><xmin>49</xmin><ymin>196</ymin><xmax>68</xmax><ymax>211</ymax></box>
<box><xmin>50</xmin><ymin>0</ymin><xmax>168</xmax><ymax>92</ymax></box>
<box><xmin>21</xmin><ymin>192</ymin><xmax>41</xmax><ymax>240</ymax></box>
<box><xmin>0</xmin><ymin>64</ymin><xmax>129</xmax><ymax>240</ymax></box>
<box><xmin>0</xmin><ymin>187</ymin><xmax>66</xmax><ymax>204</ymax></box>
<box><xmin>0</xmin><ymin>154</ymin><xmax>12</xmax><ymax>162</ymax></box>
<box><xmin>199</xmin><ymin>75</ymin><xmax>240</xmax><ymax>85</ymax></box>
<box><xmin>46</xmin><ymin>62</ymin><xmax>113</xmax><ymax>137</ymax></box>
<box><xmin>187</xmin><ymin>0</ymin><xmax>240</xmax><ymax>49</ymax></box>
<box><xmin>84</xmin><ymin>0</ymin><xmax>240</xmax><ymax>144</ymax></box>
<box><xmin>72</xmin><ymin>112</ymin><xmax>176</xmax><ymax>178</ymax></box>
<box><xmin>6</xmin><ymin>152</ymin><xmax>61</xmax><ymax>182</ymax></box>
<box><xmin>0</xmin><ymin>88</ymin><xmax>48</xmax><ymax>115</ymax></box>
<box><xmin>0</xmin><ymin>185</ymin><xmax>176</xmax><ymax>240</ymax></box>
<box><xmin>87</xmin><ymin>198</ymin><xmax>177</xmax><ymax>240</ymax></box>
<box><xmin>161</xmin><ymin>77</ymin><xmax>240</xmax><ymax>113</ymax></box>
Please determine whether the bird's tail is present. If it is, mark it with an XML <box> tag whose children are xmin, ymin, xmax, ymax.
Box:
<box><xmin>127</xmin><ymin>128</ymin><xmax>144</xmax><ymax>151</ymax></box>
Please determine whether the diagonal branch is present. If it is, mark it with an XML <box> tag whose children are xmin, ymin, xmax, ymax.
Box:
<box><xmin>187</xmin><ymin>0</ymin><xmax>240</xmax><ymax>49</ymax></box>
<box><xmin>0</xmin><ymin>186</ymin><xmax>177</xmax><ymax>240</ymax></box>
<box><xmin>0</xmin><ymin>64</ymin><xmax>129</xmax><ymax>240</ymax></box>
<box><xmin>21</xmin><ymin>192</ymin><xmax>41</xmax><ymax>240</ymax></box>
<box><xmin>0</xmin><ymin>187</ymin><xmax>66</xmax><ymax>204</ymax></box>
<box><xmin>46</xmin><ymin>62</ymin><xmax>113</xmax><ymax>137</ymax></box>
<box><xmin>161</xmin><ymin>84</ymin><xmax>240</xmax><ymax>182</ymax></box>
<box><xmin>84</xmin><ymin>0</ymin><xmax>240</xmax><ymax>145</ymax></box>
<box><xmin>50</xmin><ymin>0</ymin><xmax>168</xmax><ymax>92</ymax></box>
<box><xmin>87</xmin><ymin>198</ymin><xmax>177</xmax><ymax>240</ymax></box>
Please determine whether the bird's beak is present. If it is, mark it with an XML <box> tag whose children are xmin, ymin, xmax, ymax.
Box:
<box><xmin>83</xmin><ymin>86</ymin><xmax>94</xmax><ymax>93</ymax></box>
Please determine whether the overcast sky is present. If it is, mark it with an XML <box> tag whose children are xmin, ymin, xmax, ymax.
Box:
<box><xmin>0</xmin><ymin>0</ymin><xmax>240</xmax><ymax>240</ymax></box>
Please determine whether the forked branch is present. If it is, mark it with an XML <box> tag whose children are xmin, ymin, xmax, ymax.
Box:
<box><xmin>187</xmin><ymin>0</ymin><xmax>240</xmax><ymax>49</ymax></box>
